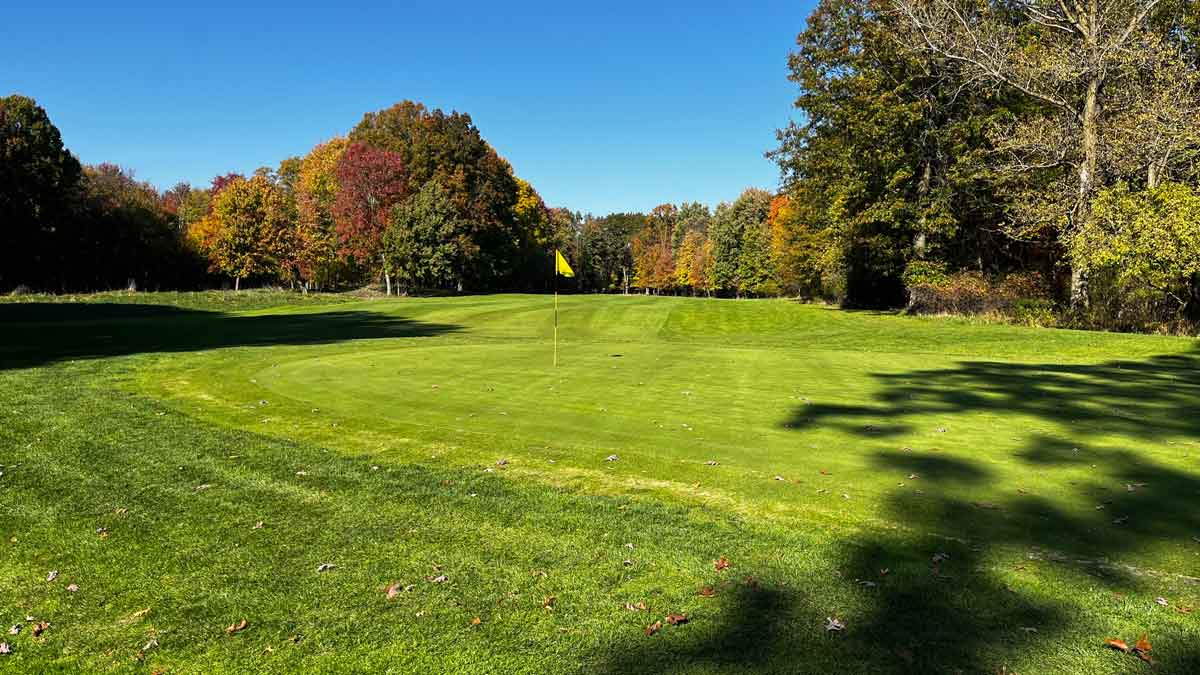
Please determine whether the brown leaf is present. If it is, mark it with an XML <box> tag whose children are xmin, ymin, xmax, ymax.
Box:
<box><xmin>1104</xmin><ymin>638</ymin><xmax>1130</xmax><ymax>653</ymax></box>
<box><xmin>470</xmin><ymin>616</ymin><xmax>482</xmax><ymax>627</ymax></box>
<box><xmin>531</xmin><ymin>570</ymin><xmax>548</xmax><ymax>578</ymax></box>
<box><xmin>427</xmin><ymin>575</ymin><xmax>448</xmax><ymax>584</ymax></box>
<box><xmin>819</xmin><ymin>470</ymin><xmax>831</xmax><ymax>475</ymax></box>
<box><xmin>699</xmin><ymin>586</ymin><xmax>716</xmax><ymax>598</ymax></box>
<box><xmin>714</xmin><ymin>556</ymin><xmax>730</xmax><ymax>571</ymax></box>
<box><xmin>543</xmin><ymin>596</ymin><xmax>557</xmax><ymax>610</ymax></box>
<box><xmin>225</xmin><ymin>619</ymin><xmax>248</xmax><ymax>635</ymax></box>
<box><xmin>644</xmin><ymin>621</ymin><xmax>662</xmax><ymax>636</ymax></box>
<box><xmin>386</xmin><ymin>582</ymin><xmax>403</xmax><ymax>599</ymax></box>
<box><xmin>66</xmin><ymin>583</ymin><xmax>79</xmax><ymax>592</ymax></box>
<box><xmin>1135</xmin><ymin>633</ymin><xmax>1152</xmax><ymax>654</ymax></box>
<box><xmin>252</xmin><ymin>521</ymin><xmax>264</xmax><ymax>530</ymax></box>
<box><xmin>665</xmin><ymin>613</ymin><xmax>688</xmax><ymax>626</ymax></box>
<box><xmin>624</xmin><ymin>601</ymin><xmax>648</xmax><ymax>612</ymax></box>
<box><xmin>31</xmin><ymin>621</ymin><xmax>49</xmax><ymax>637</ymax></box>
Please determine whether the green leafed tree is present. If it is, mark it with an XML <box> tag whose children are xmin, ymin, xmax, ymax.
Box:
<box><xmin>382</xmin><ymin>181</ymin><xmax>466</xmax><ymax>293</ymax></box>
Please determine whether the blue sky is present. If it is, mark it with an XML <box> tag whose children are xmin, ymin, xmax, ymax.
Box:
<box><xmin>2</xmin><ymin>1</ymin><xmax>810</xmax><ymax>215</ymax></box>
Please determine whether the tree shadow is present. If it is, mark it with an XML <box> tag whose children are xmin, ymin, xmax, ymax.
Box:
<box><xmin>586</xmin><ymin>345</ymin><xmax>1200</xmax><ymax>672</ymax></box>
<box><xmin>0</xmin><ymin>302</ymin><xmax>460</xmax><ymax>370</ymax></box>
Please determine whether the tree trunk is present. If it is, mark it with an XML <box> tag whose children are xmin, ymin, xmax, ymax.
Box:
<box><xmin>914</xmin><ymin>160</ymin><xmax>931</xmax><ymax>258</ymax></box>
<box><xmin>1071</xmin><ymin>74</ymin><xmax>1102</xmax><ymax>311</ymax></box>
<box><xmin>235</xmin><ymin>276</ymin><xmax>241</xmax><ymax>292</ymax></box>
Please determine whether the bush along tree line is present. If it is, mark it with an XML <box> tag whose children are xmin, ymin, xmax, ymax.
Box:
<box><xmin>0</xmin><ymin>97</ymin><xmax>587</xmax><ymax>295</ymax></box>
<box><xmin>768</xmin><ymin>0</ymin><xmax>1200</xmax><ymax>332</ymax></box>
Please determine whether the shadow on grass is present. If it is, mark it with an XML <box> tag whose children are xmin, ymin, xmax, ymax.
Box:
<box><xmin>590</xmin><ymin>346</ymin><xmax>1200</xmax><ymax>672</ymax></box>
<box><xmin>0</xmin><ymin>302</ymin><xmax>460</xmax><ymax>370</ymax></box>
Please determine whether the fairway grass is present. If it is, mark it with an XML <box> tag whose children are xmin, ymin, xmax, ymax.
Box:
<box><xmin>2</xmin><ymin>293</ymin><xmax>1198</xmax><ymax>673</ymax></box>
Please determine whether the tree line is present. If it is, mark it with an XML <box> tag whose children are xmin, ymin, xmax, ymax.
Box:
<box><xmin>0</xmin><ymin>97</ymin><xmax>573</xmax><ymax>295</ymax></box>
<box><xmin>5</xmin><ymin>0</ymin><xmax>1200</xmax><ymax>333</ymax></box>
<box><xmin>768</xmin><ymin>0</ymin><xmax>1200</xmax><ymax>330</ymax></box>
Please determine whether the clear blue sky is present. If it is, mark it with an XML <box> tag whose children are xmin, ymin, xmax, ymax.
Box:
<box><xmin>2</xmin><ymin>1</ymin><xmax>811</xmax><ymax>215</ymax></box>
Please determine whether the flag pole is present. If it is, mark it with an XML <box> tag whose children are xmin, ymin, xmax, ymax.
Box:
<box><xmin>553</xmin><ymin>250</ymin><xmax>558</xmax><ymax>367</ymax></box>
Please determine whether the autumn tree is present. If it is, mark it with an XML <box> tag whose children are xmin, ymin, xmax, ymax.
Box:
<box><xmin>208</xmin><ymin>175</ymin><xmax>294</xmax><ymax>290</ymax></box>
<box><xmin>331</xmin><ymin>142</ymin><xmax>409</xmax><ymax>294</ymax></box>
<box><xmin>295</xmin><ymin>137</ymin><xmax>349</xmax><ymax>289</ymax></box>
<box><xmin>350</xmin><ymin>101</ymin><xmax>524</xmax><ymax>289</ymax></box>
<box><xmin>631</xmin><ymin>205</ymin><xmax>678</xmax><ymax>293</ymax></box>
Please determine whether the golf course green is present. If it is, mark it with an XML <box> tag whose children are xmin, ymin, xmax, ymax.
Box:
<box><xmin>2</xmin><ymin>292</ymin><xmax>1198</xmax><ymax>673</ymax></box>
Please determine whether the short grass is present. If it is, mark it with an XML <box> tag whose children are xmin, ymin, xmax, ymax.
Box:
<box><xmin>2</xmin><ymin>292</ymin><xmax>1199</xmax><ymax>673</ymax></box>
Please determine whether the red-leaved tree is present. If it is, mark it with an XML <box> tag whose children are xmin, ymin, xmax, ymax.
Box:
<box><xmin>331</xmin><ymin>142</ymin><xmax>409</xmax><ymax>294</ymax></box>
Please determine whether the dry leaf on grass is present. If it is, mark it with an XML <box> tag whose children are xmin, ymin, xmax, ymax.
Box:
<box><xmin>825</xmin><ymin>617</ymin><xmax>845</xmax><ymax>632</ymax></box>
<box><xmin>66</xmin><ymin>584</ymin><xmax>78</xmax><ymax>592</ymax></box>
<box><xmin>699</xmin><ymin>586</ymin><xmax>716</xmax><ymax>598</ymax></box>
<box><xmin>252</xmin><ymin>521</ymin><xmax>264</xmax><ymax>530</ymax></box>
<box><xmin>316</xmin><ymin>563</ymin><xmax>336</xmax><ymax>573</ymax></box>
<box><xmin>1105</xmin><ymin>638</ymin><xmax>1130</xmax><ymax>652</ymax></box>
<box><xmin>31</xmin><ymin>622</ymin><xmax>49</xmax><ymax>637</ymax></box>
<box><xmin>225</xmin><ymin>619</ymin><xmax>248</xmax><ymax>635</ymax></box>
<box><xmin>470</xmin><ymin>616</ymin><xmax>482</xmax><ymax>627</ymax></box>
<box><xmin>665</xmin><ymin>613</ymin><xmax>688</xmax><ymax>626</ymax></box>
<box><xmin>644</xmin><ymin>621</ymin><xmax>662</xmax><ymax>636</ymax></box>
<box><xmin>714</xmin><ymin>557</ymin><xmax>730</xmax><ymax>571</ymax></box>
<box><xmin>624</xmin><ymin>601</ymin><xmax>648</xmax><ymax>612</ymax></box>
<box><xmin>427</xmin><ymin>575</ymin><xmax>448</xmax><ymax>584</ymax></box>
<box><xmin>6</xmin><ymin>626</ymin><xmax>17</xmax><ymax>636</ymax></box>
<box><xmin>0</xmin><ymin>643</ymin><xmax>10</xmax><ymax>655</ymax></box>
<box><xmin>46</xmin><ymin>570</ymin><xmax>58</xmax><ymax>582</ymax></box>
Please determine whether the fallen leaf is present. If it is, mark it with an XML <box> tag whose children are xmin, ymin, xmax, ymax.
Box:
<box><xmin>6</xmin><ymin>626</ymin><xmax>18</xmax><ymax>636</ymax></box>
<box><xmin>386</xmin><ymin>582</ymin><xmax>405</xmax><ymax>599</ymax></box>
<box><xmin>1175</xmin><ymin>605</ymin><xmax>1194</xmax><ymax>614</ymax></box>
<box><xmin>316</xmin><ymin>563</ymin><xmax>336</xmax><ymax>573</ymax></box>
<box><xmin>543</xmin><ymin>596</ymin><xmax>557</xmax><ymax>609</ymax></box>
<box><xmin>66</xmin><ymin>583</ymin><xmax>78</xmax><ymax>592</ymax></box>
<box><xmin>126</xmin><ymin>608</ymin><xmax>151</xmax><ymax>622</ymax></box>
<box><xmin>47</xmin><ymin>570</ymin><xmax>59</xmax><ymax>582</ymax></box>
<box><xmin>625</xmin><ymin>601</ymin><xmax>648</xmax><ymax>612</ymax></box>
<box><xmin>773</xmin><ymin>475</ymin><xmax>785</xmax><ymax>481</ymax></box>
<box><xmin>699</xmin><ymin>586</ymin><xmax>716</xmax><ymax>598</ymax></box>
<box><xmin>1154</xmin><ymin>597</ymin><xmax>1168</xmax><ymax>606</ymax></box>
<box><xmin>531</xmin><ymin>570</ymin><xmax>548</xmax><ymax>578</ymax></box>
<box><xmin>31</xmin><ymin>621</ymin><xmax>49</xmax><ymax>637</ymax></box>
<box><xmin>714</xmin><ymin>556</ymin><xmax>730</xmax><ymax>571</ymax></box>
<box><xmin>825</xmin><ymin>617</ymin><xmax>845</xmax><ymax>632</ymax></box>
<box><xmin>665</xmin><ymin>613</ymin><xmax>688</xmax><ymax>626</ymax></box>
<box><xmin>705</xmin><ymin>460</ymin><xmax>719</xmax><ymax>466</ymax></box>
<box><xmin>819</xmin><ymin>470</ymin><xmax>831</xmax><ymax>476</ymax></box>
<box><xmin>644</xmin><ymin>621</ymin><xmax>662</xmax><ymax>636</ymax></box>
<box><xmin>194</xmin><ymin>484</ymin><xmax>212</xmax><ymax>491</ymax></box>
<box><xmin>496</xmin><ymin>459</ymin><xmax>509</xmax><ymax>466</ymax></box>
<box><xmin>470</xmin><ymin>616</ymin><xmax>482</xmax><ymax>627</ymax></box>
<box><xmin>1104</xmin><ymin>638</ymin><xmax>1130</xmax><ymax>652</ymax></box>
<box><xmin>252</xmin><ymin>521</ymin><xmax>264</xmax><ymax>530</ymax></box>
<box><xmin>225</xmin><ymin>619</ymin><xmax>248</xmax><ymax>635</ymax></box>
<box><xmin>1134</xmin><ymin>633</ymin><xmax>1153</xmax><ymax>663</ymax></box>
<box><xmin>427</xmin><ymin>575</ymin><xmax>448</xmax><ymax>584</ymax></box>
<box><xmin>605</xmin><ymin>455</ymin><xmax>619</xmax><ymax>462</ymax></box>
<box><xmin>908</xmin><ymin>473</ymin><xmax>920</xmax><ymax>480</ymax></box>
<box><xmin>0</xmin><ymin>643</ymin><xmax>9</xmax><ymax>655</ymax></box>
<box><xmin>142</xmin><ymin>638</ymin><xmax>158</xmax><ymax>652</ymax></box>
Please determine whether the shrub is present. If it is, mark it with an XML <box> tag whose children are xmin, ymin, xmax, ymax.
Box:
<box><xmin>906</xmin><ymin>269</ymin><xmax>1056</xmax><ymax>323</ymax></box>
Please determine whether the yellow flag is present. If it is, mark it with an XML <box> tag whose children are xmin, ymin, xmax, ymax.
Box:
<box><xmin>555</xmin><ymin>250</ymin><xmax>575</xmax><ymax>277</ymax></box>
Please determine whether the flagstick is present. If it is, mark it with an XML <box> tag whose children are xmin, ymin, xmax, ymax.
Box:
<box><xmin>553</xmin><ymin>250</ymin><xmax>559</xmax><ymax>367</ymax></box>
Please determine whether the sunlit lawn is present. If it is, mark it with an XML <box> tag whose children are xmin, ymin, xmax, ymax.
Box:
<box><xmin>2</xmin><ymin>292</ymin><xmax>1198</xmax><ymax>673</ymax></box>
